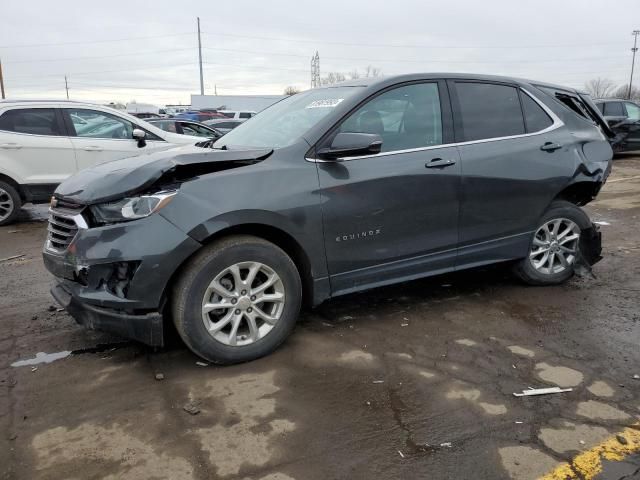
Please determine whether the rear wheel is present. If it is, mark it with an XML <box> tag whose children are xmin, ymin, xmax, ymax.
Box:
<box><xmin>0</xmin><ymin>181</ymin><xmax>21</xmax><ymax>226</ymax></box>
<box><xmin>172</xmin><ymin>235</ymin><xmax>302</xmax><ymax>364</ymax></box>
<box><xmin>515</xmin><ymin>201</ymin><xmax>591</xmax><ymax>285</ymax></box>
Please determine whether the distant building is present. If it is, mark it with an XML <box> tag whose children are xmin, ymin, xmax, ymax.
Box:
<box><xmin>191</xmin><ymin>94</ymin><xmax>286</xmax><ymax>112</ymax></box>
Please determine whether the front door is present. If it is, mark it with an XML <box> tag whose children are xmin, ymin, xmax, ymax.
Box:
<box><xmin>315</xmin><ymin>81</ymin><xmax>461</xmax><ymax>296</ymax></box>
<box><xmin>62</xmin><ymin>108</ymin><xmax>168</xmax><ymax>170</ymax></box>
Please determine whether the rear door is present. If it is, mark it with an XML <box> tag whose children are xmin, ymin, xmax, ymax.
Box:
<box><xmin>449</xmin><ymin>80</ymin><xmax>571</xmax><ymax>268</ymax></box>
<box><xmin>316</xmin><ymin>80</ymin><xmax>461</xmax><ymax>295</ymax></box>
<box><xmin>62</xmin><ymin>108</ymin><xmax>169</xmax><ymax>170</ymax></box>
<box><xmin>0</xmin><ymin>107</ymin><xmax>76</xmax><ymax>186</ymax></box>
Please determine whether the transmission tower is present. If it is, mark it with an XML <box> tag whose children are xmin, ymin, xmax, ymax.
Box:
<box><xmin>310</xmin><ymin>51</ymin><xmax>320</xmax><ymax>88</ymax></box>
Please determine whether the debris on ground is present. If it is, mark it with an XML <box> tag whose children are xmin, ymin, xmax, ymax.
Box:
<box><xmin>31</xmin><ymin>367</ymin><xmax>37</xmax><ymax>372</ymax></box>
<box><xmin>183</xmin><ymin>403</ymin><xmax>200</xmax><ymax>415</ymax></box>
<box><xmin>616</xmin><ymin>434</ymin><xmax>628</xmax><ymax>445</ymax></box>
<box><xmin>56</xmin><ymin>308</ymin><xmax>64</xmax><ymax>312</ymax></box>
<box><xmin>579</xmin><ymin>440</ymin><xmax>586</xmax><ymax>445</ymax></box>
<box><xmin>30</xmin><ymin>315</ymin><xmax>37</xmax><ymax>321</ymax></box>
<box><xmin>155</xmin><ymin>373</ymin><xmax>164</xmax><ymax>381</ymax></box>
<box><xmin>515</xmin><ymin>421</ymin><xmax>523</xmax><ymax>424</ymax></box>
<box><xmin>633</xmin><ymin>374</ymin><xmax>639</xmax><ymax>380</ymax></box>
<box><xmin>401</xmin><ymin>323</ymin><xmax>409</xmax><ymax>327</ymax></box>
<box><xmin>594</xmin><ymin>221</ymin><xmax>611</xmax><ymax>226</ymax></box>
<box><xmin>0</xmin><ymin>254</ymin><xmax>25</xmax><ymax>263</ymax></box>
<box><xmin>195</xmin><ymin>361</ymin><xmax>208</xmax><ymax>367</ymax></box>
<box><xmin>513</xmin><ymin>387</ymin><xmax>573</xmax><ymax>397</ymax></box>
<box><xmin>440</xmin><ymin>442</ymin><xmax>452</xmax><ymax>448</ymax></box>
<box><xmin>398</xmin><ymin>450</ymin><xmax>405</xmax><ymax>458</ymax></box>
<box><xmin>47</xmin><ymin>306</ymin><xmax>56</xmax><ymax>312</ymax></box>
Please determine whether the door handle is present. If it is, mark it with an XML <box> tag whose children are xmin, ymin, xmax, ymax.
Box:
<box><xmin>0</xmin><ymin>143</ymin><xmax>22</xmax><ymax>149</ymax></box>
<box><xmin>83</xmin><ymin>146</ymin><xmax>103</xmax><ymax>152</ymax></box>
<box><xmin>540</xmin><ymin>142</ymin><xmax>562</xmax><ymax>152</ymax></box>
<box><xmin>426</xmin><ymin>158</ymin><xmax>456</xmax><ymax>168</ymax></box>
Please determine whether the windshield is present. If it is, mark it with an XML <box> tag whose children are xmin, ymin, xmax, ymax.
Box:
<box><xmin>213</xmin><ymin>86</ymin><xmax>362</xmax><ymax>149</ymax></box>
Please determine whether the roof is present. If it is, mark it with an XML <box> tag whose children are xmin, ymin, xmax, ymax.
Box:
<box><xmin>0</xmin><ymin>99</ymin><xmax>96</xmax><ymax>104</ymax></box>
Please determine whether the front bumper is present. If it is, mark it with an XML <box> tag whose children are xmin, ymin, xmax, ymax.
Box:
<box><xmin>51</xmin><ymin>283</ymin><xmax>164</xmax><ymax>346</ymax></box>
<box><xmin>43</xmin><ymin>211</ymin><xmax>202</xmax><ymax>346</ymax></box>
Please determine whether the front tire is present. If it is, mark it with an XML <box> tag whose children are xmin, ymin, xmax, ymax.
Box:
<box><xmin>515</xmin><ymin>200</ymin><xmax>591</xmax><ymax>286</ymax></box>
<box><xmin>0</xmin><ymin>181</ymin><xmax>21</xmax><ymax>226</ymax></box>
<box><xmin>172</xmin><ymin>235</ymin><xmax>302</xmax><ymax>364</ymax></box>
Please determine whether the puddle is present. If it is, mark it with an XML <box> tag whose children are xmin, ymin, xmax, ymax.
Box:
<box><xmin>11</xmin><ymin>351</ymin><xmax>71</xmax><ymax>367</ymax></box>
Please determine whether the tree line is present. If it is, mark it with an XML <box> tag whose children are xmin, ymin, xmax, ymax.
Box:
<box><xmin>584</xmin><ymin>78</ymin><xmax>639</xmax><ymax>101</ymax></box>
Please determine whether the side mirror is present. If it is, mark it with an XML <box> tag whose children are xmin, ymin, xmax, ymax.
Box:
<box><xmin>132</xmin><ymin>128</ymin><xmax>146</xmax><ymax>148</ymax></box>
<box><xmin>317</xmin><ymin>132</ymin><xmax>383</xmax><ymax>160</ymax></box>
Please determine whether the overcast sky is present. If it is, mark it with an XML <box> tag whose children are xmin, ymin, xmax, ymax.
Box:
<box><xmin>1</xmin><ymin>0</ymin><xmax>639</xmax><ymax>106</ymax></box>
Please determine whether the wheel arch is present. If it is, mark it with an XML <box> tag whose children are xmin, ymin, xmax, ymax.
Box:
<box><xmin>0</xmin><ymin>173</ymin><xmax>24</xmax><ymax>200</ymax></box>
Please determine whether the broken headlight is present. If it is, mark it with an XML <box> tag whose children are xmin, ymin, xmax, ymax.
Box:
<box><xmin>90</xmin><ymin>191</ymin><xmax>177</xmax><ymax>224</ymax></box>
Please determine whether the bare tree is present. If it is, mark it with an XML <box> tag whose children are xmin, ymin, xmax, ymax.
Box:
<box><xmin>348</xmin><ymin>70</ymin><xmax>360</xmax><ymax>80</ymax></box>
<box><xmin>320</xmin><ymin>72</ymin><xmax>346</xmax><ymax>86</ymax></box>
<box><xmin>612</xmin><ymin>84</ymin><xmax>640</xmax><ymax>101</ymax></box>
<box><xmin>284</xmin><ymin>86</ymin><xmax>300</xmax><ymax>95</ymax></box>
<box><xmin>364</xmin><ymin>65</ymin><xmax>382</xmax><ymax>77</ymax></box>
<box><xmin>584</xmin><ymin>78</ymin><xmax>616</xmax><ymax>99</ymax></box>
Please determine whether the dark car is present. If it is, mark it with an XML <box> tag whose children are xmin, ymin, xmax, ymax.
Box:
<box><xmin>130</xmin><ymin>112</ymin><xmax>163</xmax><ymax>119</ymax></box>
<box><xmin>594</xmin><ymin>98</ymin><xmax>640</xmax><ymax>152</ymax></box>
<box><xmin>175</xmin><ymin>110</ymin><xmax>226</xmax><ymax>122</ymax></box>
<box><xmin>147</xmin><ymin>119</ymin><xmax>223</xmax><ymax>139</ymax></box>
<box><xmin>43</xmin><ymin>73</ymin><xmax>612</xmax><ymax>364</ymax></box>
<box><xmin>202</xmin><ymin>118</ymin><xmax>243</xmax><ymax>133</ymax></box>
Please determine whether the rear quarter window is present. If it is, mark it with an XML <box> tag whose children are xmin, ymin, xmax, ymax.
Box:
<box><xmin>603</xmin><ymin>102</ymin><xmax>625</xmax><ymax>117</ymax></box>
<box><xmin>521</xmin><ymin>93</ymin><xmax>554</xmax><ymax>133</ymax></box>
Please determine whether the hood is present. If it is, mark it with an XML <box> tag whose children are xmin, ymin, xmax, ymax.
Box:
<box><xmin>55</xmin><ymin>145</ymin><xmax>273</xmax><ymax>205</ymax></box>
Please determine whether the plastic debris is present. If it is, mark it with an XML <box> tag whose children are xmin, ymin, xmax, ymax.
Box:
<box><xmin>616</xmin><ymin>434</ymin><xmax>628</xmax><ymax>445</ymax></box>
<box><xmin>633</xmin><ymin>374</ymin><xmax>639</xmax><ymax>380</ymax></box>
<box><xmin>513</xmin><ymin>387</ymin><xmax>572</xmax><ymax>397</ymax></box>
<box><xmin>440</xmin><ymin>442</ymin><xmax>452</xmax><ymax>448</ymax></box>
<box><xmin>401</xmin><ymin>323</ymin><xmax>409</xmax><ymax>327</ymax></box>
<box><xmin>155</xmin><ymin>373</ymin><xmax>164</xmax><ymax>381</ymax></box>
<box><xmin>183</xmin><ymin>403</ymin><xmax>200</xmax><ymax>415</ymax></box>
<box><xmin>594</xmin><ymin>221</ymin><xmax>611</xmax><ymax>226</ymax></box>
<box><xmin>31</xmin><ymin>366</ymin><xmax>37</xmax><ymax>372</ymax></box>
<box><xmin>398</xmin><ymin>450</ymin><xmax>405</xmax><ymax>458</ymax></box>
<box><xmin>372</xmin><ymin>380</ymin><xmax>384</xmax><ymax>384</ymax></box>
<box><xmin>579</xmin><ymin>440</ymin><xmax>586</xmax><ymax>445</ymax></box>
<box><xmin>195</xmin><ymin>361</ymin><xmax>208</xmax><ymax>367</ymax></box>
<box><xmin>515</xmin><ymin>421</ymin><xmax>524</xmax><ymax>424</ymax></box>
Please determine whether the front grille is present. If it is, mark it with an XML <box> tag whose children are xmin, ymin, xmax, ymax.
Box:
<box><xmin>46</xmin><ymin>207</ymin><xmax>86</xmax><ymax>254</ymax></box>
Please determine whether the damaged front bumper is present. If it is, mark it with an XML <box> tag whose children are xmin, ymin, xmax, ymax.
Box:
<box><xmin>43</xmin><ymin>209</ymin><xmax>202</xmax><ymax>346</ymax></box>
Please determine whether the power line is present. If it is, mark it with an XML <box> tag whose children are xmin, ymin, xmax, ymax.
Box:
<box><xmin>2</xmin><ymin>48</ymin><xmax>194</xmax><ymax>65</ymax></box>
<box><xmin>0</xmin><ymin>32</ymin><xmax>193</xmax><ymax>49</ymax></box>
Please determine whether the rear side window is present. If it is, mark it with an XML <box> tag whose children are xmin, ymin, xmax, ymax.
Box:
<box><xmin>239</xmin><ymin>112</ymin><xmax>252</xmax><ymax>119</ymax></box>
<box><xmin>603</xmin><ymin>102</ymin><xmax>625</xmax><ymax>117</ymax></box>
<box><xmin>455</xmin><ymin>82</ymin><xmax>525</xmax><ymax>141</ymax></box>
<box><xmin>0</xmin><ymin>108</ymin><xmax>62</xmax><ymax>136</ymax></box>
<box><xmin>521</xmin><ymin>93</ymin><xmax>553</xmax><ymax>133</ymax></box>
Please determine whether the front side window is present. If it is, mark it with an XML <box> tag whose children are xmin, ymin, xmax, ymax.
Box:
<box><xmin>603</xmin><ymin>102</ymin><xmax>624</xmax><ymax>117</ymax></box>
<box><xmin>0</xmin><ymin>108</ymin><xmax>62</xmax><ymax>136</ymax></box>
<box><xmin>521</xmin><ymin>93</ymin><xmax>553</xmax><ymax>133</ymax></box>
<box><xmin>68</xmin><ymin>109</ymin><xmax>134</xmax><ymax>139</ymax></box>
<box><xmin>215</xmin><ymin>86</ymin><xmax>362</xmax><ymax>149</ymax></box>
<box><xmin>455</xmin><ymin>82</ymin><xmax>525</xmax><ymax>141</ymax></box>
<box><xmin>624</xmin><ymin>102</ymin><xmax>640</xmax><ymax>121</ymax></box>
<box><xmin>338</xmin><ymin>83</ymin><xmax>443</xmax><ymax>152</ymax></box>
<box><xmin>182</xmin><ymin>123</ymin><xmax>216</xmax><ymax>137</ymax></box>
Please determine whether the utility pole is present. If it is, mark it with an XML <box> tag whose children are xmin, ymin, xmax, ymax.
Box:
<box><xmin>628</xmin><ymin>30</ymin><xmax>639</xmax><ymax>100</ymax></box>
<box><xmin>197</xmin><ymin>17</ymin><xmax>204</xmax><ymax>96</ymax></box>
<box><xmin>0</xmin><ymin>58</ymin><xmax>5</xmax><ymax>99</ymax></box>
<box><xmin>64</xmin><ymin>75</ymin><xmax>69</xmax><ymax>100</ymax></box>
<box><xmin>310</xmin><ymin>51</ymin><xmax>320</xmax><ymax>88</ymax></box>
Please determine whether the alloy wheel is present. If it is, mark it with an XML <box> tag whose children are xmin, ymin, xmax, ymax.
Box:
<box><xmin>201</xmin><ymin>261</ymin><xmax>285</xmax><ymax>346</ymax></box>
<box><xmin>529</xmin><ymin>218</ymin><xmax>580</xmax><ymax>275</ymax></box>
<box><xmin>0</xmin><ymin>188</ymin><xmax>15</xmax><ymax>222</ymax></box>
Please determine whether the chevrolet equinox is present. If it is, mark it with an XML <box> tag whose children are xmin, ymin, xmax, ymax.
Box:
<box><xmin>43</xmin><ymin>74</ymin><xmax>613</xmax><ymax>364</ymax></box>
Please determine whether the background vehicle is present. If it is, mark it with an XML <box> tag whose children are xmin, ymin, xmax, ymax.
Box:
<box><xmin>202</xmin><ymin>118</ymin><xmax>243</xmax><ymax>133</ymax></box>
<box><xmin>44</xmin><ymin>73</ymin><xmax>612</xmax><ymax>364</ymax></box>
<box><xmin>0</xmin><ymin>100</ymin><xmax>202</xmax><ymax>225</ymax></box>
<box><xmin>594</xmin><ymin>98</ymin><xmax>640</xmax><ymax>152</ymax></box>
<box><xmin>175</xmin><ymin>110</ymin><xmax>227</xmax><ymax>122</ymax></box>
<box><xmin>217</xmin><ymin>110</ymin><xmax>256</xmax><ymax>120</ymax></box>
<box><xmin>147</xmin><ymin>119</ymin><xmax>223</xmax><ymax>138</ymax></box>
<box><xmin>130</xmin><ymin>112</ymin><xmax>163</xmax><ymax>120</ymax></box>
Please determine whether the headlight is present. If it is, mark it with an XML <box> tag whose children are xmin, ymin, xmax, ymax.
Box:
<box><xmin>90</xmin><ymin>191</ymin><xmax>177</xmax><ymax>224</ymax></box>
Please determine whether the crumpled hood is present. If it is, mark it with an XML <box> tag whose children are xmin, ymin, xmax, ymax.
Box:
<box><xmin>55</xmin><ymin>145</ymin><xmax>273</xmax><ymax>205</ymax></box>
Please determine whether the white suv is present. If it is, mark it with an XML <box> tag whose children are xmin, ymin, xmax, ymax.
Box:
<box><xmin>0</xmin><ymin>100</ymin><xmax>205</xmax><ymax>225</ymax></box>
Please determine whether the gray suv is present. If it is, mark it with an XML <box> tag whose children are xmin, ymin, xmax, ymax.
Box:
<box><xmin>43</xmin><ymin>74</ymin><xmax>613</xmax><ymax>364</ymax></box>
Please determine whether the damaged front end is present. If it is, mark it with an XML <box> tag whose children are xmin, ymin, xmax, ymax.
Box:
<box><xmin>43</xmin><ymin>145</ymin><xmax>273</xmax><ymax>346</ymax></box>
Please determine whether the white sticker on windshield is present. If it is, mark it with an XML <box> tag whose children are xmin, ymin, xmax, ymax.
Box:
<box><xmin>305</xmin><ymin>99</ymin><xmax>344</xmax><ymax>109</ymax></box>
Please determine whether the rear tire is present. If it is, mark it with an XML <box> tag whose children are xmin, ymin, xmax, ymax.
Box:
<box><xmin>172</xmin><ymin>235</ymin><xmax>302</xmax><ymax>364</ymax></box>
<box><xmin>0</xmin><ymin>181</ymin><xmax>21</xmax><ymax>226</ymax></box>
<box><xmin>515</xmin><ymin>200</ymin><xmax>591</xmax><ymax>286</ymax></box>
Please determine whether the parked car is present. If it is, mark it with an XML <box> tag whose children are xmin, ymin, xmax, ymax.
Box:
<box><xmin>175</xmin><ymin>110</ymin><xmax>227</xmax><ymax>122</ymax></box>
<box><xmin>217</xmin><ymin>110</ymin><xmax>257</xmax><ymax>120</ymax></box>
<box><xmin>594</xmin><ymin>98</ymin><xmax>640</xmax><ymax>152</ymax></box>
<box><xmin>147</xmin><ymin>119</ymin><xmax>223</xmax><ymax>139</ymax></box>
<box><xmin>202</xmin><ymin>118</ymin><xmax>243</xmax><ymax>133</ymax></box>
<box><xmin>0</xmin><ymin>100</ymin><xmax>203</xmax><ymax>225</ymax></box>
<box><xmin>43</xmin><ymin>73</ymin><xmax>612</xmax><ymax>364</ymax></box>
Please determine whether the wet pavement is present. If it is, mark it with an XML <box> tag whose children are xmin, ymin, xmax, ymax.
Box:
<box><xmin>1</xmin><ymin>156</ymin><xmax>639</xmax><ymax>480</ymax></box>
